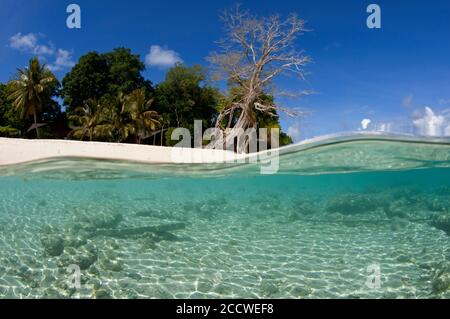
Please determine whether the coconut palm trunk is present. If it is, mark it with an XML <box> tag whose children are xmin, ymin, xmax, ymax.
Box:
<box><xmin>33</xmin><ymin>112</ymin><xmax>40</xmax><ymax>139</ymax></box>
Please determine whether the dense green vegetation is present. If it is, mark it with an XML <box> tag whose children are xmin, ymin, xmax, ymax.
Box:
<box><xmin>61</xmin><ymin>48</ymin><xmax>153</xmax><ymax>115</ymax></box>
<box><xmin>1</xmin><ymin>58</ymin><xmax>62</xmax><ymax>138</ymax></box>
<box><xmin>0</xmin><ymin>49</ymin><xmax>293</xmax><ymax>147</ymax></box>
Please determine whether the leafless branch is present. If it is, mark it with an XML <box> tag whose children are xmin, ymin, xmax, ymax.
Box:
<box><xmin>207</xmin><ymin>4</ymin><xmax>312</xmax><ymax>151</ymax></box>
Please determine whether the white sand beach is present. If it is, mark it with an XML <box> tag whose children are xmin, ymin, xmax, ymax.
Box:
<box><xmin>0</xmin><ymin>138</ymin><xmax>242</xmax><ymax>166</ymax></box>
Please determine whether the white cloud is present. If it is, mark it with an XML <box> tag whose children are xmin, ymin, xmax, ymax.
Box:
<box><xmin>354</xmin><ymin>107</ymin><xmax>450</xmax><ymax>137</ymax></box>
<box><xmin>413</xmin><ymin>107</ymin><xmax>449</xmax><ymax>137</ymax></box>
<box><xmin>361</xmin><ymin>118</ymin><xmax>371</xmax><ymax>130</ymax></box>
<box><xmin>34</xmin><ymin>44</ymin><xmax>55</xmax><ymax>56</ymax></box>
<box><xmin>8</xmin><ymin>32</ymin><xmax>74</xmax><ymax>72</ymax></box>
<box><xmin>287</xmin><ymin>122</ymin><xmax>301</xmax><ymax>142</ymax></box>
<box><xmin>145</xmin><ymin>45</ymin><xmax>182</xmax><ymax>68</ymax></box>
<box><xmin>9</xmin><ymin>32</ymin><xmax>37</xmax><ymax>51</ymax></box>
<box><xmin>48</xmin><ymin>49</ymin><xmax>75</xmax><ymax>71</ymax></box>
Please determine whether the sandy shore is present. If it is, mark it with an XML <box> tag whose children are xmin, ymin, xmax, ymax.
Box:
<box><xmin>0</xmin><ymin>138</ymin><xmax>242</xmax><ymax>166</ymax></box>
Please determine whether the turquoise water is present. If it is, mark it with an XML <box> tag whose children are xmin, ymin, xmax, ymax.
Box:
<box><xmin>0</xmin><ymin>135</ymin><xmax>449</xmax><ymax>298</ymax></box>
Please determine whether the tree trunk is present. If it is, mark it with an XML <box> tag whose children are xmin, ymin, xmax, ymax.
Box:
<box><xmin>33</xmin><ymin>112</ymin><xmax>40</xmax><ymax>139</ymax></box>
<box><xmin>211</xmin><ymin>100</ymin><xmax>256</xmax><ymax>153</ymax></box>
<box><xmin>229</xmin><ymin>112</ymin><xmax>255</xmax><ymax>153</ymax></box>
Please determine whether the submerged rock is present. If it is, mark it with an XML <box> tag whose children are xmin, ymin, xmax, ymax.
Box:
<box><xmin>41</xmin><ymin>235</ymin><xmax>64</xmax><ymax>257</ymax></box>
<box><xmin>126</xmin><ymin>272</ymin><xmax>142</xmax><ymax>281</ymax></box>
<box><xmin>431</xmin><ymin>214</ymin><xmax>450</xmax><ymax>236</ymax></box>
<box><xmin>94</xmin><ymin>289</ymin><xmax>112</xmax><ymax>299</ymax></box>
<box><xmin>72</xmin><ymin>212</ymin><xmax>123</xmax><ymax>233</ymax></box>
<box><xmin>101</xmin><ymin>259</ymin><xmax>123</xmax><ymax>272</ymax></box>
<box><xmin>432</xmin><ymin>274</ymin><xmax>450</xmax><ymax>294</ymax></box>
<box><xmin>42</xmin><ymin>288</ymin><xmax>65</xmax><ymax>299</ymax></box>
<box><xmin>95</xmin><ymin>222</ymin><xmax>186</xmax><ymax>239</ymax></box>
<box><xmin>288</xmin><ymin>212</ymin><xmax>302</xmax><ymax>222</ymax></box>
<box><xmin>290</xmin><ymin>285</ymin><xmax>312</xmax><ymax>297</ymax></box>
<box><xmin>88</xmin><ymin>265</ymin><xmax>100</xmax><ymax>276</ymax></box>
<box><xmin>140</xmin><ymin>236</ymin><xmax>158</xmax><ymax>250</ymax></box>
<box><xmin>431</xmin><ymin>273</ymin><xmax>450</xmax><ymax>294</ymax></box>
<box><xmin>431</xmin><ymin>263</ymin><xmax>450</xmax><ymax>294</ymax></box>
<box><xmin>326</xmin><ymin>194</ymin><xmax>387</xmax><ymax>215</ymax></box>
<box><xmin>292</xmin><ymin>200</ymin><xmax>315</xmax><ymax>216</ymax></box>
<box><xmin>16</xmin><ymin>266</ymin><xmax>40</xmax><ymax>288</ymax></box>
<box><xmin>206</xmin><ymin>197</ymin><xmax>227</xmax><ymax>207</ymax></box>
<box><xmin>396</xmin><ymin>254</ymin><xmax>412</xmax><ymax>263</ymax></box>
<box><xmin>63</xmin><ymin>234</ymin><xmax>87</xmax><ymax>248</ymax></box>
<box><xmin>390</xmin><ymin>217</ymin><xmax>410</xmax><ymax>231</ymax></box>
<box><xmin>386</xmin><ymin>200</ymin><xmax>409</xmax><ymax>219</ymax></box>
<box><xmin>38</xmin><ymin>199</ymin><xmax>48</xmax><ymax>207</ymax></box>
<box><xmin>260</xmin><ymin>281</ymin><xmax>280</xmax><ymax>297</ymax></box>
<box><xmin>135</xmin><ymin>209</ymin><xmax>160</xmax><ymax>218</ymax></box>
<box><xmin>426</xmin><ymin>198</ymin><xmax>450</xmax><ymax>213</ymax></box>
<box><xmin>58</xmin><ymin>244</ymin><xmax>98</xmax><ymax>270</ymax></box>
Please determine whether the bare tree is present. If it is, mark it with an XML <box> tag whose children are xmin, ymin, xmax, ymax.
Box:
<box><xmin>207</xmin><ymin>5</ymin><xmax>311</xmax><ymax>152</ymax></box>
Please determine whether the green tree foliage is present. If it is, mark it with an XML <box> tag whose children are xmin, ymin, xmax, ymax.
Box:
<box><xmin>104</xmin><ymin>48</ymin><xmax>152</xmax><ymax>96</ymax></box>
<box><xmin>61</xmin><ymin>48</ymin><xmax>152</xmax><ymax>114</ymax></box>
<box><xmin>61</xmin><ymin>52</ymin><xmax>109</xmax><ymax>111</ymax></box>
<box><xmin>124</xmin><ymin>88</ymin><xmax>160</xmax><ymax>143</ymax></box>
<box><xmin>95</xmin><ymin>93</ymin><xmax>137</xmax><ymax>142</ymax></box>
<box><xmin>0</xmin><ymin>83</ymin><xmax>6</xmax><ymax>122</ymax></box>
<box><xmin>2</xmin><ymin>48</ymin><xmax>294</xmax><ymax>147</ymax></box>
<box><xmin>67</xmin><ymin>99</ymin><xmax>103</xmax><ymax>141</ymax></box>
<box><xmin>68</xmin><ymin>90</ymin><xmax>159</xmax><ymax>143</ymax></box>
<box><xmin>0</xmin><ymin>83</ymin><xmax>21</xmax><ymax>136</ymax></box>
<box><xmin>154</xmin><ymin>64</ymin><xmax>219</xmax><ymax>135</ymax></box>
<box><xmin>6</xmin><ymin>57</ymin><xmax>59</xmax><ymax>138</ymax></box>
<box><xmin>0</xmin><ymin>84</ymin><xmax>9</xmax><ymax>125</ymax></box>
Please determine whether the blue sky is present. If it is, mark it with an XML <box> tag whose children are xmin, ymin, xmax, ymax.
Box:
<box><xmin>1</xmin><ymin>0</ymin><xmax>450</xmax><ymax>140</ymax></box>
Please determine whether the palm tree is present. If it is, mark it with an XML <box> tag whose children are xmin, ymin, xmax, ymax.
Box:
<box><xmin>7</xmin><ymin>57</ymin><xmax>58</xmax><ymax>138</ymax></box>
<box><xmin>87</xmin><ymin>93</ymin><xmax>135</xmax><ymax>142</ymax></box>
<box><xmin>68</xmin><ymin>99</ymin><xmax>101</xmax><ymax>141</ymax></box>
<box><xmin>68</xmin><ymin>90</ymin><xmax>160</xmax><ymax>144</ymax></box>
<box><xmin>124</xmin><ymin>89</ymin><xmax>160</xmax><ymax>143</ymax></box>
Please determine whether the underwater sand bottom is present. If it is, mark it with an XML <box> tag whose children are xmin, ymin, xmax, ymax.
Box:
<box><xmin>0</xmin><ymin>183</ymin><xmax>448</xmax><ymax>299</ymax></box>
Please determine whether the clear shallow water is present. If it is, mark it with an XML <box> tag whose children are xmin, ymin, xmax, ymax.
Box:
<box><xmin>0</xmin><ymin>135</ymin><xmax>450</xmax><ymax>299</ymax></box>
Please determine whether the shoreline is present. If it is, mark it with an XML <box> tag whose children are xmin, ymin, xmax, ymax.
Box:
<box><xmin>0</xmin><ymin>138</ymin><xmax>242</xmax><ymax>166</ymax></box>
<box><xmin>1</xmin><ymin>132</ymin><xmax>449</xmax><ymax>167</ymax></box>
